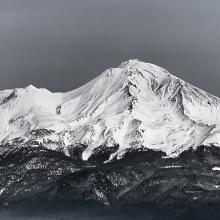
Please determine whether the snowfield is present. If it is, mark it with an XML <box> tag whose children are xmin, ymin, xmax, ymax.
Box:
<box><xmin>0</xmin><ymin>59</ymin><xmax>220</xmax><ymax>160</ymax></box>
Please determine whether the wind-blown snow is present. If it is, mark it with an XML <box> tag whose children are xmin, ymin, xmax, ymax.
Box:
<box><xmin>0</xmin><ymin>59</ymin><xmax>220</xmax><ymax>160</ymax></box>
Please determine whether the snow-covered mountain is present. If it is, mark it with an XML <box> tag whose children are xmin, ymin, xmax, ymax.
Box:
<box><xmin>1</xmin><ymin>59</ymin><xmax>220</xmax><ymax>161</ymax></box>
<box><xmin>2</xmin><ymin>60</ymin><xmax>220</xmax><ymax>211</ymax></box>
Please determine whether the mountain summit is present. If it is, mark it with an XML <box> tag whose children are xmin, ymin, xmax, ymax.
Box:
<box><xmin>2</xmin><ymin>60</ymin><xmax>220</xmax><ymax>209</ymax></box>
<box><xmin>0</xmin><ymin>59</ymin><xmax>220</xmax><ymax>161</ymax></box>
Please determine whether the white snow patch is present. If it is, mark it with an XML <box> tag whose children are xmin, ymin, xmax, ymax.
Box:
<box><xmin>0</xmin><ymin>188</ymin><xmax>5</xmax><ymax>195</ymax></box>
<box><xmin>161</xmin><ymin>165</ymin><xmax>182</xmax><ymax>169</ymax></box>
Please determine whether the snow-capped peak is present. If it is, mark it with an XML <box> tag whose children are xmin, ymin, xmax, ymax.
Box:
<box><xmin>0</xmin><ymin>59</ymin><xmax>220</xmax><ymax>160</ymax></box>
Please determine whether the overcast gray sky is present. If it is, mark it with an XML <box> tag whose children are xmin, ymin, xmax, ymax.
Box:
<box><xmin>0</xmin><ymin>0</ymin><xmax>220</xmax><ymax>96</ymax></box>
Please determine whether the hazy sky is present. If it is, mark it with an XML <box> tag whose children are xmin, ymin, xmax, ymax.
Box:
<box><xmin>0</xmin><ymin>0</ymin><xmax>220</xmax><ymax>96</ymax></box>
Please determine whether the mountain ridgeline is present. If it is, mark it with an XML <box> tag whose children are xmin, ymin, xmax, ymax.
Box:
<box><xmin>0</xmin><ymin>60</ymin><xmax>220</xmax><ymax>215</ymax></box>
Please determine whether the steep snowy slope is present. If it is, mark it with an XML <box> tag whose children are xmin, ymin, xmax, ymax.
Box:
<box><xmin>0</xmin><ymin>59</ymin><xmax>220</xmax><ymax>160</ymax></box>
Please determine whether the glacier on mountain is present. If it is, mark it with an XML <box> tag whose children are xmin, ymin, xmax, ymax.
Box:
<box><xmin>0</xmin><ymin>59</ymin><xmax>220</xmax><ymax>160</ymax></box>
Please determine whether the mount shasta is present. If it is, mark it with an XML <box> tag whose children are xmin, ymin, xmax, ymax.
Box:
<box><xmin>1</xmin><ymin>60</ymin><xmax>220</xmax><ymax>212</ymax></box>
<box><xmin>1</xmin><ymin>59</ymin><xmax>220</xmax><ymax>159</ymax></box>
